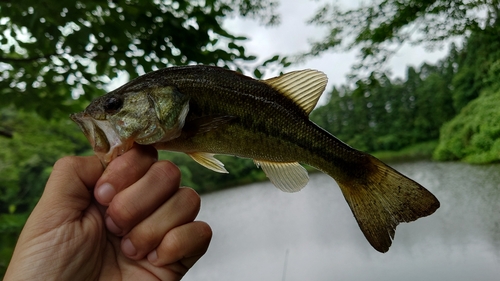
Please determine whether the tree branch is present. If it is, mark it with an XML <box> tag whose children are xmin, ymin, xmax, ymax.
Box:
<box><xmin>0</xmin><ymin>53</ymin><xmax>56</xmax><ymax>63</ymax></box>
<box><xmin>0</xmin><ymin>129</ymin><xmax>13</xmax><ymax>138</ymax></box>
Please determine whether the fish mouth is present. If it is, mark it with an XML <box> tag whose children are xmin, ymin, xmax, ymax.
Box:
<box><xmin>70</xmin><ymin>112</ymin><xmax>133</xmax><ymax>166</ymax></box>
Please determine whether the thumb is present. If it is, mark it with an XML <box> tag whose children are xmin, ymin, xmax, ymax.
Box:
<box><xmin>33</xmin><ymin>156</ymin><xmax>104</xmax><ymax>225</ymax></box>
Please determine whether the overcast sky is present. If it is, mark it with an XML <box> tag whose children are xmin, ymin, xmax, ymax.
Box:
<box><xmin>223</xmin><ymin>0</ymin><xmax>452</xmax><ymax>102</ymax></box>
<box><xmin>108</xmin><ymin>0</ymin><xmax>454</xmax><ymax>104</ymax></box>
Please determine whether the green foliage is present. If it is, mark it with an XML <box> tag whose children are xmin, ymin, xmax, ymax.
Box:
<box><xmin>432</xmin><ymin>26</ymin><xmax>500</xmax><ymax>163</ymax></box>
<box><xmin>306</xmin><ymin>0</ymin><xmax>500</xmax><ymax>72</ymax></box>
<box><xmin>0</xmin><ymin>0</ymin><xmax>287</xmax><ymax>276</ymax></box>
<box><xmin>3</xmin><ymin>0</ymin><xmax>500</xmax><ymax>276</ymax></box>
<box><xmin>451</xmin><ymin>25</ymin><xmax>500</xmax><ymax>111</ymax></box>
<box><xmin>310</xmin><ymin>60</ymin><xmax>456</xmax><ymax>153</ymax></box>
<box><xmin>434</xmin><ymin>88</ymin><xmax>500</xmax><ymax>163</ymax></box>
<box><xmin>0</xmin><ymin>108</ymin><xmax>90</xmax><ymax>274</ymax></box>
<box><xmin>373</xmin><ymin>140</ymin><xmax>438</xmax><ymax>162</ymax></box>
<box><xmin>0</xmin><ymin>0</ymin><xmax>284</xmax><ymax>119</ymax></box>
<box><xmin>311</xmin><ymin>21</ymin><xmax>500</xmax><ymax>164</ymax></box>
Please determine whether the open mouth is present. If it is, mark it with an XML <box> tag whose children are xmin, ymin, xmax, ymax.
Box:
<box><xmin>70</xmin><ymin>112</ymin><xmax>133</xmax><ymax>165</ymax></box>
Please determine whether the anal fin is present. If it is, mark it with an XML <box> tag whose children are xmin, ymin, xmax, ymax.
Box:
<box><xmin>188</xmin><ymin>152</ymin><xmax>228</xmax><ymax>174</ymax></box>
<box><xmin>254</xmin><ymin>160</ymin><xmax>309</xmax><ymax>193</ymax></box>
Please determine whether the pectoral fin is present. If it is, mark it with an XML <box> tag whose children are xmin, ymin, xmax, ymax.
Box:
<box><xmin>254</xmin><ymin>160</ymin><xmax>309</xmax><ymax>193</ymax></box>
<box><xmin>188</xmin><ymin>152</ymin><xmax>228</xmax><ymax>174</ymax></box>
<box><xmin>183</xmin><ymin>115</ymin><xmax>236</xmax><ymax>136</ymax></box>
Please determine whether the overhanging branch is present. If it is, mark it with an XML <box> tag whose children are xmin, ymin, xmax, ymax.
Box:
<box><xmin>0</xmin><ymin>129</ymin><xmax>13</xmax><ymax>138</ymax></box>
<box><xmin>0</xmin><ymin>53</ymin><xmax>56</xmax><ymax>63</ymax></box>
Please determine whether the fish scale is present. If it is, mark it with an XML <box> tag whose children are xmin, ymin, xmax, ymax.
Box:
<box><xmin>71</xmin><ymin>65</ymin><xmax>440</xmax><ymax>253</ymax></box>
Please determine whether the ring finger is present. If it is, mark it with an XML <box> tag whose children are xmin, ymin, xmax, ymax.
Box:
<box><xmin>120</xmin><ymin>187</ymin><xmax>202</xmax><ymax>259</ymax></box>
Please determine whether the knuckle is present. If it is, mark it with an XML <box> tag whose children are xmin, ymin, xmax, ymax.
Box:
<box><xmin>53</xmin><ymin>156</ymin><xmax>80</xmax><ymax>172</ymax></box>
<box><xmin>106</xmin><ymin>155</ymin><xmax>141</xmax><ymax>181</ymax></box>
<box><xmin>134</xmin><ymin>222</ymin><xmax>158</xmax><ymax>244</ymax></box>
<box><xmin>108</xmin><ymin>194</ymin><xmax>138</xmax><ymax>226</ymax></box>
<box><xmin>179</xmin><ymin>188</ymin><xmax>201</xmax><ymax>212</ymax></box>
<box><xmin>152</xmin><ymin>161</ymin><xmax>181</xmax><ymax>185</ymax></box>
<box><xmin>164</xmin><ymin>229</ymin><xmax>184</xmax><ymax>254</ymax></box>
<box><xmin>113</xmin><ymin>156</ymin><xmax>134</xmax><ymax>173</ymax></box>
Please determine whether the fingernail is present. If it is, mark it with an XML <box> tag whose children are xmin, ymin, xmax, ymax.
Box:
<box><xmin>105</xmin><ymin>216</ymin><xmax>122</xmax><ymax>235</ymax></box>
<box><xmin>97</xmin><ymin>183</ymin><xmax>116</xmax><ymax>204</ymax></box>
<box><xmin>147</xmin><ymin>249</ymin><xmax>158</xmax><ymax>263</ymax></box>
<box><xmin>122</xmin><ymin>238</ymin><xmax>137</xmax><ymax>257</ymax></box>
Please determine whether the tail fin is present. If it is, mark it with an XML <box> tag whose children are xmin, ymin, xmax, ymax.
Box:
<box><xmin>336</xmin><ymin>155</ymin><xmax>440</xmax><ymax>253</ymax></box>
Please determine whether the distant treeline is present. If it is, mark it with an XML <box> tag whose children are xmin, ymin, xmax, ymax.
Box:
<box><xmin>311</xmin><ymin>24</ymin><xmax>500</xmax><ymax>163</ymax></box>
<box><xmin>311</xmin><ymin>63</ymin><xmax>456</xmax><ymax>153</ymax></box>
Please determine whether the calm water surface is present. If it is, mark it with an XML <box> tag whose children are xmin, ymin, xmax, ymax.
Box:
<box><xmin>184</xmin><ymin>161</ymin><xmax>500</xmax><ymax>281</ymax></box>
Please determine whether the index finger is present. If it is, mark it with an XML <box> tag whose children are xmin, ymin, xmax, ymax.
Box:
<box><xmin>95</xmin><ymin>144</ymin><xmax>158</xmax><ymax>206</ymax></box>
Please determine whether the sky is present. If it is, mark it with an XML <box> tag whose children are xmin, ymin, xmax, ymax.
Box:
<box><xmin>106</xmin><ymin>0</ymin><xmax>455</xmax><ymax>104</ymax></box>
<box><xmin>222</xmin><ymin>0</ymin><xmax>452</xmax><ymax>103</ymax></box>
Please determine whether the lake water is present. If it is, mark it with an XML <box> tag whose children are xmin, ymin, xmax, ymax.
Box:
<box><xmin>183</xmin><ymin>161</ymin><xmax>500</xmax><ymax>281</ymax></box>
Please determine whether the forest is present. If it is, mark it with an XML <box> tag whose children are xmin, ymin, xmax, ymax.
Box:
<box><xmin>313</xmin><ymin>28</ymin><xmax>500</xmax><ymax>163</ymax></box>
<box><xmin>2</xmin><ymin>0</ymin><xmax>500</xmax><ymax>276</ymax></box>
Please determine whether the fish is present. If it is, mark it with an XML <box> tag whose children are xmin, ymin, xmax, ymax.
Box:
<box><xmin>70</xmin><ymin>65</ymin><xmax>440</xmax><ymax>253</ymax></box>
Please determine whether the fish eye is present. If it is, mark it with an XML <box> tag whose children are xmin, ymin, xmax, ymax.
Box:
<box><xmin>103</xmin><ymin>97</ymin><xmax>123</xmax><ymax>114</ymax></box>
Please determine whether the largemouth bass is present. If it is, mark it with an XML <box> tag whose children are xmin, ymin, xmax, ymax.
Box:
<box><xmin>71</xmin><ymin>65</ymin><xmax>440</xmax><ymax>252</ymax></box>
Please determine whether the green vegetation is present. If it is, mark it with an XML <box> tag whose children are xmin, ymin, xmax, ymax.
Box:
<box><xmin>305</xmin><ymin>0</ymin><xmax>500</xmax><ymax>74</ymax></box>
<box><xmin>0</xmin><ymin>0</ymin><xmax>284</xmax><ymax>119</ymax></box>
<box><xmin>434</xmin><ymin>87</ymin><xmax>500</xmax><ymax>163</ymax></box>
<box><xmin>373</xmin><ymin>141</ymin><xmax>439</xmax><ymax>163</ymax></box>
<box><xmin>2</xmin><ymin>0</ymin><xmax>500</xmax><ymax>277</ymax></box>
<box><xmin>304</xmin><ymin>0</ymin><xmax>500</xmax><ymax>164</ymax></box>
<box><xmin>310</xmin><ymin>60</ymin><xmax>456</xmax><ymax>153</ymax></box>
<box><xmin>0</xmin><ymin>0</ymin><xmax>283</xmax><ymax>275</ymax></box>
<box><xmin>0</xmin><ymin>109</ymin><xmax>91</xmax><ymax>274</ymax></box>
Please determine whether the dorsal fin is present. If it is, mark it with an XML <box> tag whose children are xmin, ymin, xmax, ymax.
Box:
<box><xmin>263</xmin><ymin>70</ymin><xmax>328</xmax><ymax>115</ymax></box>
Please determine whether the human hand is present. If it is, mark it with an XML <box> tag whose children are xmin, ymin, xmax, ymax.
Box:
<box><xmin>4</xmin><ymin>145</ymin><xmax>212</xmax><ymax>281</ymax></box>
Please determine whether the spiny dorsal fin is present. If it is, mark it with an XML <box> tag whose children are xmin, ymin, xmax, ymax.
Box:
<box><xmin>254</xmin><ymin>160</ymin><xmax>309</xmax><ymax>193</ymax></box>
<box><xmin>263</xmin><ymin>70</ymin><xmax>327</xmax><ymax>115</ymax></box>
<box><xmin>188</xmin><ymin>152</ymin><xmax>228</xmax><ymax>173</ymax></box>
